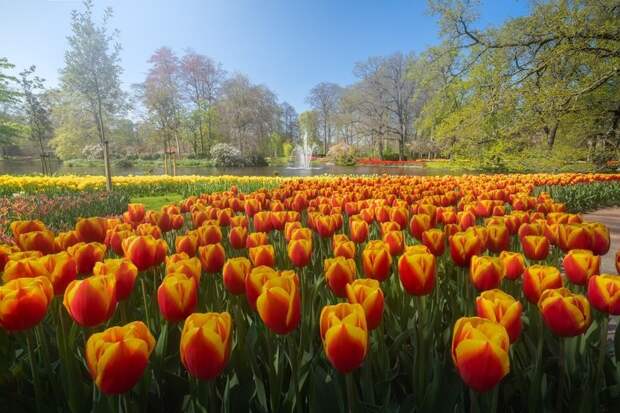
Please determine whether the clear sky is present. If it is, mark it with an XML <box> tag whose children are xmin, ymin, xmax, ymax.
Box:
<box><xmin>0</xmin><ymin>0</ymin><xmax>530</xmax><ymax>112</ymax></box>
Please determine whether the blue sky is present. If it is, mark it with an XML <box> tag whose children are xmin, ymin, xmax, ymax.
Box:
<box><xmin>1</xmin><ymin>0</ymin><xmax>529</xmax><ymax>112</ymax></box>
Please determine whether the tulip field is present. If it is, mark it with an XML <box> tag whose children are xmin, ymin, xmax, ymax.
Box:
<box><xmin>1</xmin><ymin>173</ymin><xmax>620</xmax><ymax>413</ymax></box>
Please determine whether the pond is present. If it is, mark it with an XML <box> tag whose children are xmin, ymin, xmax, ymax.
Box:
<box><xmin>0</xmin><ymin>158</ymin><xmax>465</xmax><ymax>177</ymax></box>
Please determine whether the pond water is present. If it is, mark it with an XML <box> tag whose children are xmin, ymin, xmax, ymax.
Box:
<box><xmin>0</xmin><ymin>158</ymin><xmax>465</xmax><ymax>177</ymax></box>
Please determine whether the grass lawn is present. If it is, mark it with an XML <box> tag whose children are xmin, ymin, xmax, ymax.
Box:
<box><xmin>131</xmin><ymin>193</ymin><xmax>184</xmax><ymax>210</ymax></box>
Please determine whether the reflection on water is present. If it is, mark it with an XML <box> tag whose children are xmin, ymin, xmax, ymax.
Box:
<box><xmin>0</xmin><ymin>158</ymin><xmax>465</xmax><ymax>177</ymax></box>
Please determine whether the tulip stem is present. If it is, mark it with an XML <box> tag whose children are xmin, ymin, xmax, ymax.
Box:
<box><xmin>345</xmin><ymin>373</ymin><xmax>358</xmax><ymax>413</ymax></box>
<box><xmin>140</xmin><ymin>278</ymin><xmax>152</xmax><ymax>331</ymax></box>
<box><xmin>557</xmin><ymin>338</ymin><xmax>565</xmax><ymax>412</ymax></box>
<box><xmin>595</xmin><ymin>315</ymin><xmax>609</xmax><ymax>407</ymax></box>
<box><xmin>26</xmin><ymin>332</ymin><xmax>44</xmax><ymax>413</ymax></box>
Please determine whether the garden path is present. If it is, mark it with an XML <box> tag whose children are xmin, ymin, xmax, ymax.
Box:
<box><xmin>583</xmin><ymin>207</ymin><xmax>619</xmax><ymax>274</ymax></box>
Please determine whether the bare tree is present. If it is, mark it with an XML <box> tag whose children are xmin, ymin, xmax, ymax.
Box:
<box><xmin>306</xmin><ymin>82</ymin><xmax>342</xmax><ymax>154</ymax></box>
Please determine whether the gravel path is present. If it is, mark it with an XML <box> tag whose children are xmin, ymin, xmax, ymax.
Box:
<box><xmin>583</xmin><ymin>207</ymin><xmax>619</xmax><ymax>274</ymax></box>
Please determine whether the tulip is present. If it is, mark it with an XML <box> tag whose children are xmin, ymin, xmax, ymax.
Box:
<box><xmin>332</xmin><ymin>234</ymin><xmax>350</xmax><ymax>248</ymax></box>
<box><xmin>324</xmin><ymin>257</ymin><xmax>357</xmax><ymax>297</ymax></box>
<box><xmin>198</xmin><ymin>243</ymin><xmax>226</xmax><ymax>274</ymax></box>
<box><xmin>421</xmin><ymin>228</ymin><xmax>445</xmax><ymax>256</ymax></box>
<box><xmin>345</xmin><ymin>279</ymin><xmax>384</xmax><ymax>330</ymax></box>
<box><xmin>175</xmin><ymin>234</ymin><xmax>198</xmax><ymax>257</ymax></box>
<box><xmin>517</xmin><ymin>222</ymin><xmax>544</xmax><ymax>241</ymax></box>
<box><xmin>379</xmin><ymin>221</ymin><xmax>401</xmax><ymax>236</ymax></box>
<box><xmin>85</xmin><ymin>321</ymin><xmax>155</xmax><ymax>394</ymax></box>
<box><xmin>245</xmin><ymin>266</ymin><xmax>280</xmax><ymax>310</ymax></box>
<box><xmin>362</xmin><ymin>240</ymin><xmax>392</xmax><ymax>281</ymax></box>
<box><xmin>562</xmin><ymin>249</ymin><xmax>600</xmax><ymax>285</ymax></box>
<box><xmin>409</xmin><ymin>214</ymin><xmax>434</xmax><ymax>240</ymax></box>
<box><xmin>486</xmin><ymin>224</ymin><xmax>510</xmax><ymax>253</ymax></box>
<box><xmin>334</xmin><ymin>240</ymin><xmax>356</xmax><ymax>259</ymax></box>
<box><xmin>522</xmin><ymin>265</ymin><xmax>563</xmax><ymax>304</ymax></box>
<box><xmin>349</xmin><ymin>219</ymin><xmax>369</xmax><ymax>244</ymax></box>
<box><xmin>105</xmin><ymin>227</ymin><xmax>135</xmax><ymax>256</ymax></box>
<box><xmin>67</xmin><ymin>242</ymin><xmax>107</xmax><ymax>275</ymax></box>
<box><xmin>449</xmin><ymin>232</ymin><xmax>483</xmax><ymax>267</ymax></box>
<box><xmin>398</xmin><ymin>250</ymin><xmax>436</xmax><ymax>295</ymax></box>
<box><xmin>0</xmin><ymin>244</ymin><xmax>19</xmax><ymax>271</ymax></box>
<box><xmin>223</xmin><ymin>257</ymin><xmax>251</xmax><ymax>295</ymax></box>
<box><xmin>228</xmin><ymin>226</ymin><xmax>248</xmax><ymax>249</ymax></box>
<box><xmin>122</xmin><ymin>235</ymin><xmax>168</xmax><ymax>272</ymax></box>
<box><xmin>249</xmin><ymin>244</ymin><xmax>275</xmax><ymax>268</ymax></box>
<box><xmin>588</xmin><ymin>223</ymin><xmax>610</xmax><ymax>255</ymax></box>
<box><xmin>157</xmin><ymin>273</ymin><xmax>198</xmax><ymax>323</ymax></box>
<box><xmin>451</xmin><ymin>317</ymin><xmax>510</xmax><ymax>392</ymax></box>
<box><xmin>499</xmin><ymin>251</ymin><xmax>526</xmax><ymax>280</ymax></box>
<box><xmin>538</xmin><ymin>288</ymin><xmax>592</xmax><ymax>337</ymax></box>
<box><xmin>253</xmin><ymin>211</ymin><xmax>273</xmax><ymax>233</ymax></box>
<box><xmin>76</xmin><ymin>217</ymin><xmax>107</xmax><ymax>243</ymax></box>
<box><xmin>382</xmin><ymin>230</ymin><xmax>405</xmax><ymax>256</ymax></box>
<box><xmin>457</xmin><ymin>211</ymin><xmax>476</xmax><ymax>230</ymax></box>
<box><xmin>320</xmin><ymin>303</ymin><xmax>368</xmax><ymax>373</ymax></box>
<box><xmin>136</xmin><ymin>223</ymin><xmax>162</xmax><ymax>239</ymax></box>
<box><xmin>290</xmin><ymin>227</ymin><xmax>313</xmax><ymax>241</ymax></box>
<box><xmin>246</xmin><ymin>232</ymin><xmax>269</xmax><ymax>248</ymax></box>
<box><xmin>389</xmin><ymin>207</ymin><xmax>409</xmax><ymax>229</ymax></box>
<box><xmin>230</xmin><ymin>215</ymin><xmax>249</xmax><ymax>228</ymax></box>
<box><xmin>166</xmin><ymin>256</ymin><xmax>202</xmax><ymax>285</ymax></box>
<box><xmin>180</xmin><ymin>312</ymin><xmax>232</xmax><ymax>380</ymax></box>
<box><xmin>558</xmin><ymin>224</ymin><xmax>593</xmax><ymax>252</ymax></box>
<box><xmin>55</xmin><ymin>230</ymin><xmax>81</xmax><ymax>251</ymax></box>
<box><xmin>147</xmin><ymin>211</ymin><xmax>173</xmax><ymax>233</ymax></box>
<box><xmin>587</xmin><ymin>274</ymin><xmax>620</xmax><ymax>315</ymax></box>
<box><xmin>469</xmin><ymin>256</ymin><xmax>503</xmax><ymax>291</ymax></box>
<box><xmin>270</xmin><ymin>211</ymin><xmax>287</xmax><ymax>231</ymax></box>
<box><xmin>16</xmin><ymin>230</ymin><xmax>56</xmax><ymax>254</ymax></box>
<box><xmin>288</xmin><ymin>238</ymin><xmax>312</xmax><ymax>268</ymax></box>
<box><xmin>10</xmin><ymin>220</ymin><xmax>47</xmax><ymax>238</ymax></box>
<box><xmin>315</xmin><ymin>215</ymin><xmax>336</xmax><ymax>238</ymax></box>
<box><xmin>520</xmin><ymin>235</ymin><xmax>550</xmax><ymax>261</ymax></box>
<box><xmin>93</xmin><ymin>259</ymin><xmax>138</xmax><ymax>300</ymax></box>
<box><xmin>31</xmin><ymin>251</ymin><xmax>78</xmax><ymax>295</ymax></box>
<box><xmin>476</xmin><ymin>289</ymin><xmax>523</xmax><ymax>343</ymax></box>
<box><xmin>126</xmin><ymin>203</ymin><xmax>146</xmax><ymax>222</ymax></box>
<box><xmin>196</xmin><ymin>224</ymin><xmax>222</xmax><ymax>246</ymax></box>
<box><xmin>284</xmin><ymin>221</ymin><xmax>303</xmax><ymax>242</ymax></box>
<box><xmin>0</xmin><ymin>276</ymin><xmax>53</xmax><ymax>331</ymax></box>
<box><xmin>256</xmin><ymin>273</ymin><xmax>301</xmax><ymax>334</ymax></box>
<box><xmin>63</xmin><ymin>275</ymin><xmax>117</xmax><ymax>327</ymax></box>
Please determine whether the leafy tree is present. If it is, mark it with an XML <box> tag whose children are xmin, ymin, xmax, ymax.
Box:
<box><xmin>306</xmin><ymin>82</ymin><xmax>342</xmax><ymax>154</ymax></box>
<box><xmin>60</xmin><ymin>0</ymin><xmax>125</xmax><ymax>190</ymax></box>
<box><xmin>0</xmin><ymin>57</ymin><xmax>22</xmax><ymax>149</ymax></box>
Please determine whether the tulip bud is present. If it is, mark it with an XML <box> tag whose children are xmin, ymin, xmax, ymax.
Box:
<box><xmin>10</xmin><ymin>220</ymin><xmax>47</xmax><ymax>238</ymax></box>
<box><xmin>86</xmin><ymin>321</ymin><xmax>155</xmax><ymax>394</ymax></box>
<box><xmin>253</xmin><ymin>211</ymin><xmax>273</xmax><ymax>233</ymax></box>
<box><xmin>256</xmin><ymin>273</ymin><xmax>301</xmax><ymax>334</ymax></box>
<box><xmin>349</xmin><ymin>219</ymin><xmax>369</xmax><ymax>244</ymax></box>
<box><xmin>398</xmin><ymin>250</ymin><xmax>436</xmax><ymax>295</ymax></box>
<box><xmin>122</xmin><ymin>235</ymin><xmax>168</xmax><ymax>271</ymax></box>
<box><xmin>499</xmin><ymin>251</ymin><xmax>525</xmax><ymax>280</ymax></box>
<box><xmin>345</xmin><ymin>279</ymin><xmax>384</xmax><ymax>330</ymax></box>
<box><xmin>249</xmin><ymin>244</ymin><xmax>275</xmax><ymax>268</ymax></box>
<box><xmin>538</xmin><ymin>288</ymin><xmax>591</xmax><ymax>337</ymax></box>
<box><xmin>449</xmin><ymin>232</ymin><xmax>483</xmax><ymax>267</ymax></box>
<box><xmin>362</xmin><ymin>240</ymin><xmax>392</xmax><ymax>281</ymax></box>
<box><xmin>158</xmin><ymin>273</ymin><xmax>198</xmax><ymax>323</ymax></box>
<box><xmin>382</xmin><ymin>230</ymin><xmax>404</xmax><ymax>256</ymax></box>
<box><xmin>75</xmin><ymin>217</ymin><xmax>107</xmax><ymax>243</ymax></box>
<box><xmin>223</xmin><ymin>257</ymin><xmax>252</xmax><ymax>295</ymax></box>
<box><xmin>16</xmin><ymin>230</ymin><xmax>56</xmax><ymax>255</ymax></box>
<box><xmin>522</xmin><ymin>265</ymin><xmax>562</xmax><ymax>304</ymax></box>
<box><xmin>562</xmin><ymin>249</ymin><xmax>600</xmax><ymax>285</ymax></box>
<box><xmin>451</xmin><ymin>317</ymin><xmax>510</xmax><ymax>392</ymax></box>
<box><xmin>558</xmin><ymin>224</ymin><xmax>593</xmax><ymax>252</ymax></box>
<box><xmin>520</xmin><ymin>235</ymin><xmax>550</xmax><ymax>261</ymax></box>
<box><xmin>228</xmin><ymin>226</ymin><xmax>248</xmax><ymax>249</ymax></box>
<box><xmin>486</xmin><ymin>224</ymin><xmax>510</xmax><ymax>253</ymax></box>
<box><xmin>476</xmin><ymin>289</ymin><xmax>522</xmax><ymax>343</ymax></box>
<box><xmin>324</xmin><ymin>257</ymin><xmax>356</xmax><ymax>297</ymax></box>
<box><xmin>63</xmin><ymin>275</ymin><xmax>117</xmax><ymax>327</ymax></box>
<box><xmin>180</xmin><ymin>312</ymin><xmax>232</xmax><ymax>380</ymax></box>
<box><xmin>0</xmin><ymin>276</ymin><xmax>53</xmax><ymax>331</ymax></box>
<box><xmin>334</xmin><ymin>240</ymin><xmax>356</xmax><ymax>259</ymax></box>
<box><xmin>409</xmin><ymin>214</ymin><xmax>434</xmax><ymax>240</ymax></box>
<box><xmin>198</xmin><ymin>243</ymin><xmax>226</xmax><ymax>274</ymax></box>
<box><xmin>93</xmin><ymin>258</ymin><xmax>138</xmax><ymax>301</ymax></box>
<box><xmin>166</xmin><ymin>256</ymin><xmax>202</xmax><ymax>285</ymax></box>
<box><xmin>587</xmin><ymin>274</ymin><xmax>620</xmax><ymax>315</ymax></box>
<box><xmin>175</xmin><ymin>234</ymin><xmax>198</xmax><ymax>257</ymax></box>
<box><xmin>245</xmin><ymin>266</ymin><xmax>280</xmax><ymax>310</ymax></box>
<box><xmin>288</xmin><ymin>238</ymin><xmax>312</xmax><ymax>268</ymax></box>
<box><xmin>246</xmin><ymin>232</ymin><xmax>269</xmax><ymax>248</ymax></box>
<box><xmin>67</xmin><ymin>242</ymin><xmax>107</xmax><ymax>274</ymax></box>
<box><xmin>320</xmin><ymin>303</ymin><xmax>368</xmax><ymax>373</ymax></box>
<box><xmin>588</xmin><ymin>223</ymin><xmax>610</xmax><ymax>255</ymax></box>
<box><xmin>55</xmin><ymin>230</ymin><xmax>81</xmax><ymax>251</ymax></box>
<box><xmin>421</xmin><ymin>228</ymin><xmax>445</xmax><ymax>256</ymax></box>
<box><xmin>470</xmin><ymin>256</ymin><xmax>504</xmax><ymax>291</ymax></box>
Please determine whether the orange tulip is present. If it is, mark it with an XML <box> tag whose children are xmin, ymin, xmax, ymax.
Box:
<box><xmin>180</xmin><ymin>312</ymin><xmax>232</xmax><ymax>380</ymax></box>
<box><xmin>558</xmin><ymin>224</ymin><xmax>593</xmax><ymax>253</ymax></box>
<box><xmin>104</xmin><ymin>227</ymin><xmax>134</xmax><ymax>256</ymax></box>
<box><xmin>324</xmin><ymin>257</ymin><xmax>356</xmax><ymax>297</ymax></box>
<box><xmin>10</xmin><ymin>220</ymin><xmax>47</xmax><ymax>238</ymax></box>
<box><xmin>587</xmin><ymin>274</ymin><xmax>620</xmax><ymax>315</ymax></box>
<box><xmin>16</xmin><ymin>230</ymin><xmax>56</xmax><ymax>254</ymax></box>
<box><xmin>284</xmin><ymin>221</ymin><xmax>303</xmax><ymax>242</ymax></box>
<box><xmin>520</xmin><ymin>235</ymin><xmax>550</xmax><ymax>261</ymax></box>
<box><xmin>31</xmin><ymin>251</ymin><xmax>78</xmax><ymax>295</ymax></box>
<box><xmin>253</xmin><ymin>211</ymin><xmax>273</xmax><ymax>233</ymax></box>
<box><xmin>288</xmin><ymin>238</ymin><xmax>312</xmax><ymax>268</ymax></box>
<box><xmin>249</xmin><ymin>244</ymin><xmax>275</xmax><ymax>268</ymax></box>
<box><xmin>409</xmin><ymin>214</ymin><xmax>434</xmax><ymax>240</ymax></box>
<box><xmin>486</xmin><ymin>224</ymin><xmax>510</xmax><ymax>253</ymax></box>
<box><xmin>270</xmin><ymin>211</ymin><xmax>287</xmax><ymax>231</ymax></box>
<box><xmin>166</xmin><ymin>256</ymin><xmax>202</xmax><ymax>285</ymax></box>
<box><xmin>135</xmin><ymin>223</ymin><xmax>162</xmax><ymax>239</ymax></box>
<box><xmin>246</xmin><ymin>232</ymin><xmax>269</xmax><ymax>248</ymax></box>
<box><xmin>588</xmin><ymin>223</ymin><xmax>610</xmax><ymax>255</ymax></box>
<box><xmin>228</xmin><ymin>225</ymin><xmax>248</xmax><ymax>249</ymax></box>
<box><xmin>76</xmin><ymin>217</ymin><xmax>107</xmax><ymax>243</ymax></box>
<box><xmin>562</xmin><ymin>249</ymin><xmax>600</xmax><ymax>285</ymax></box>
<box><xmin>499</xmin><ymin>251</ymin><xmax>526</xmax><ymax>280</ymax></box>
<box><xmin>315</xmin><ymin>214</ymin><xmax>336</xmax><ymax>238</ymax></box>
<box><xmin>345</xmin><ymin>279</ymin><xmax>384</xmax><ymax>330</ymax></box>
<box><xmin>175</xmin><ymin>234</ymin><xmax>198</xmax><ymax>257</ymax></box>
<box><xmin>389</xmin><ymin>207</ymin><xmax>409</xmax><ymax>229</ymax></box>
<box><xmin>0</xmin><ymin>276</ymin><xmax>53</xmax><ymax>331</ymax></box>
<box><xmin>222</xmin><ymin>257</ymin><xmax>251</xmax><ymax>295</ymax></box>
<box><xmin>198</xmin><ymin>243</ymin><xmax>226</xmax><ymax>274</ymax></box>
<box><xmin>333</xmin><ymin>240</ymin><xmax>356</xmax><ymax>259</ymax></box>
<box><xmin>63</xmin><ymin>275</ymin><xmax>117</xmax><ymax>327</ymax></box>
<box><xmin>126</xmin><ymin>203</ymin><xmax>146</xmax><ymax>223</ymax></box>
<box><xmin>122</xmin><ymin>235</ymin><xmax>168</xmax><ymax>272</ymax></box>
<box><xmin>522</xmin><ymin>265</ymin><xmax>563</xmax><ymax>304</ymax></box>
<box><xmin>398</xmin><ymin>250</ymin><xmax>436</xmax><ymax>295</ymax></box>
<box><xmin>320</xmin><ymin>303</ymin><xmax>368</xmax><ymax>373</ymax></box>
<box><xmin>290</xmin><ymin>227</ymin><xmax>312</xmax><ymax>241</ymax></box>
<box><xmin>0</xmin><ymin>244</ymin><xmax>19</xmax><ymax>271</ymax></box>
<box><xmin>67</xmin><ymin>242</ymin><xmax>107</xmax><ymax>275</ymax></box>
<box><xmin>256</xmin><ymin>272</ymin><xmax>301</xmax><ymax>334</ymax></box>
<box><xmin>146</xmin><ymin>211</ymin><xmax>174</xmax><ymax>233</ymax></box>
<box><xmin>85</xmin><ymin>321</ymin><xmax>155</xmax><ymax>394</ymax></box>
<box><xmin>349</xmin><ymin>219</ymin><xmax>369</xmax><ymax>244</ymax></box>
<box><xmin>382</xmin><ymin>230</ymin><xmax>404</xmax><ymax>256</ymax></box>
<box><xmin>457</xmin><ymin>211</ymin><xmax>476</xmax><ymax>231</ymax></box>
<box><xmin>476</xmin><ymin>289</ymin><xmax>522</xmax><ymax>343</ymax></box>
<box><xmin>421</xmin><ymin>228</ymin><xmax>445</xmax><ymax>256</ymax></box>
<box><xmin>93</xmin><ymin>258</ymin><xmax>138</xmax><ymax>300</ymax></box>
<box><xmin>469</xmin><ymin>256</ymin><xmax>503</xmax><ymax>291</ymax></box>
<box><xmin>379</xmin><ymin>221</ymin><xmax>401</xmax><ymax>236</ymax></box>
<box><xmin>449</xmin><ymin>232</ymin><xmax>483</xmax><ymax>267</ymax></box>
<box><xmin>362</xmin><ymin>240</ymin><xmax>392</xmax><ymax>281</ymax></box>
<box><xmin>245</xmin><ymin>266</ymin><xmax>281</xmax><ymax>310</ymax></box>
<box><xmin>451</xmin><ymin>317</ymin><xmax>510</xmax><ymax>392</ymax></box>
<box><xmin>539</xmin><ymin>288</ymin><xmax>591</xmax><ymax>337</ymax></box>
<box><xmin>55</xmin><ymin>230</ymin><xmax>81</xmax><ymax>251</ymax></box>
<box><xmin>157</xmin><ymin>273</ymin><xmax>198</xmax><ymax>323</ymax></box>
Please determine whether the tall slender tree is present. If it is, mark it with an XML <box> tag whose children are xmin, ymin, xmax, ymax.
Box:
<box><xmin>60</xmin><ymin>0</ymin><xmax>124</xmax><ymax>190</ymax></box>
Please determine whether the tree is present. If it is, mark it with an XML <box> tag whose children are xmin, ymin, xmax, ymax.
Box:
<box><xmin>298</xmin><ymin>110</ymin><xmax>319</xmax><ymax>146</ymax></box>
<box><xmin>60</xmin><ymin>0</ymin><xmax>125</xmax><ymax>190</ymax></box>
<box><xmin>280</xmin><ymin>101</ymin><xmax>299</xmax><ymax>143</ymax></box>
<box><xmin>0</xmin><ymin>57</ymin><xmax>22</xmax><ymax>149</ymax></box>
<box><xmin>179</xmin><ymin>51</ymin><xmax>225</xmax><ymax>154</ymax></box>
<box><xmin>19</xmin><ymin>66</ymin><xmax>53</xmax><ymax>173</ymax></box>
<box><xmin>306</xmin><ymin>82</ymin><xmax>342</xmax><ymax>154</ymax></box>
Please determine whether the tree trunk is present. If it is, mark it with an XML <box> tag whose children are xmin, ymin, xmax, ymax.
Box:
<box><xmin>323</xmin><ymin>120</ymin><xmax>328</xmax><ymax>155</ymax></box>
<box><xmin>398</xmin><ymin>137</ymin><xmax>405</xmax><ymax>161</ymax></box>
<box><xmin>546</xmin><ymin>120</ymin><xmax>559</xmax><ymax>149</ymax></box>
<box><xmin>95</xmin><ymin>98</ymin><xmax>112</xmax><ymax>191</ymax></box>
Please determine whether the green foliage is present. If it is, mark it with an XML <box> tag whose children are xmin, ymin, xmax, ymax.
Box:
<box><xmin>131</xmin><ymin>193</ymin><xmax>183</xmax><ymax>210</ymax></box>
<box><xmin>534</xmin><ymin>181</ymin><xmax>620</xmax><ymax>213</ymax></box>
<box><xmin>209</xmin><ymin>142</ymin><xmax>244</xmax><ymax>166</ymax></box>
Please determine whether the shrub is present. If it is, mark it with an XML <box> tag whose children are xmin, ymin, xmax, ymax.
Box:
<box><xmin>114</xmin><ymin>158</ymin><xmax>134</xmax><ymax>168</ymax></box>
<box><xmin>245</xmin><ymin>152</ymin><xmax>268</xmax><ymax>167</ymax></box>
<box><xmin>210</xmin><ymin>143</ymin><xmax>244</xmax><ymax>167</ymax></box>
<box><xmin>326</xmin><ymin>143</ymin><xmax>358</xmax><ymax>165</ymax></box>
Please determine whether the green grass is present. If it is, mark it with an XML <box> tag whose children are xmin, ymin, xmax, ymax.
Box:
<box><xmin>131</xmin><ymin>193</ymin><xmax>184</xmax><ymax>210</ymax></box>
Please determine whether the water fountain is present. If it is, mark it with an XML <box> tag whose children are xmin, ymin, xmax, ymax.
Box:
<box><xmin>291</xmin><ymin>131</ymin><xmax>318</xmax><ymax>169</ymax></box>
